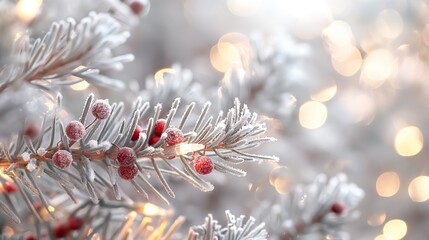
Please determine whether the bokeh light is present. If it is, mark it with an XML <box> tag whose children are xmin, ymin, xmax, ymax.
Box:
<box><xmin>376</xmin><ymin>172</ymin><xmax>400</xmax><ymax>197</ymax></box>
<box><xmin>70</xmin><ymin>81</ymin><xmax>90</xmax><ymax>91</ymax></box>
<box><xmin>367</xmin><ymin>212</ymin><xmax>386</xmax><ymax>227</ymax></box>
<box><xmin>408</xmin><ymin>176</ymin><xmax>429</xmax><ymax>202</ymax></box>
<box><xmin>16</xmin><ymin>0</ymin><xmax>43</xmax><ymax>22</ymax></box>
<box><xmin>311</xmin><ymin>84</ymin><xmax>337</xmax><ymax>102</ymax></box>
<box><xmin>299</xmin><ymin>101</ymin><xmax>328</xmax><ymax>129</ymax></box>
<box><xmin>383</xmin><ymin>219</ymin><xmax>407</xmax><ymax>240</ymax></box>
<box><xmin>360</xmin><ymin>49</ymin><xmax>396</xmax><ymax>89</ymax></box>
<box><xmin>394</xmin><ymin>126</ymin><xmax>423</xmax><ymax>157</ymax></box>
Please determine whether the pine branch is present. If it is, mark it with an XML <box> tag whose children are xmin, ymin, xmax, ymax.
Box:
<box><xmin>255</xmin><ymin>173</ymin><xmax>365</xmax><ymax>239</ymax></box>
<box><xmin>188</xmin><ymin>210</ymin><xmax>268</xmax><ymax>240</ymax></box>
<box><xmin>0</xmin><ymin>93</ymin><xmax>277</xmax><ymax>222</ymax></box>
<box><xmin>0</xmin><ymin>191</ymin><xmax>184</xmax><ymax>239</ymax></box>
<box><xmin>0</xmin><ymin>12</ymin><xmax>133</xmax><ymax>92</ymax></box>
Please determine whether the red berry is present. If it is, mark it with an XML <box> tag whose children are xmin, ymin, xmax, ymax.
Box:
<box><xmin>154</xmin><ymin>119</ymin><xmax>166</xmax><ymax>136</ymax></box>
<box><xmin>68</xmin><ymin>216</ymin><xmax>84</xmax><ymax>230</ymax></box>
<box><xmin>129</xmin><ymin>0</ymin><xmax>144</xmax><ymax>15</ymax></box>
<box><xmin>66</xmin><ymin>121</ymin><xmax>86</xmax><ymax>141</ymax></box>
<box><xmin>164</xmin><ymin>128</ymin><xmax>184</xmax><ymax>146</ymax></box>
<box><xmin>53</xmin><ymin>222</ymin><xmax>70</xmax><ymax>238</ymax></box>
<box><xmin>194</xmin><ymin>156</ymin><xmax>213</xmax><ymax>175</ymax></box>
<box><xmin>4</xmin><ymin>182</ymin><xmax>16</xmax><ymax>193</ymax></box>
<box><xmin>24</xmin><ymin>122</ymin><xmax>39</xmax><ymax>140</ymax></box>
<box><xmin>91</xmin><ymin>99</ymin><xmax>111</xmax><ymax>120</ymax></box>
<box><xmin>52</xmin><ymin>150</ymin><xmax>73</xmax><ymax>169</ymax></box>
<box><xmin>148</xmin><ymin>135</ymin><xmax>160</xmax><ymax>146</ymax></box>
<box><xmin>118</xmin><ymin>165</ymin><xmax>138</xmax><ymax>180</ymax></box>
<box><xmin>24</xmin><ymin>233</ymin><xmax>36</xmax><ymax>240</ymax></box>
<box><xmin>330</xmin><ymin>201</ymin><xmax>345</xmax><ymax>215</ymax></box>
<box><xmin>33</xmin><ymin>201</ymin><xmax>42</xmax><ymax>211</ymax></box>
<box><xmin>131</xmin><ymin>125</ymin><xmax>144</xmax><ymax>141</ymax></box>
<box><xmin>116</xmin><ymin>147</ymin><xmax>136</xmax><ymax>166</ymax></box>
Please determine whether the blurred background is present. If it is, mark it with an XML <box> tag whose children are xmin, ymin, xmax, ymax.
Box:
<box><xmin>3</xmin><ymin>0</ymin><xmax>429</xmax><ymax>239</ymax></box>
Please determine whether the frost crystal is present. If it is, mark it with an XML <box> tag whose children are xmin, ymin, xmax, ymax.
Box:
<box><xmin>26</xmin><ymin>158</ymin><xmax>37</xmax><ymax>172</ymax></box>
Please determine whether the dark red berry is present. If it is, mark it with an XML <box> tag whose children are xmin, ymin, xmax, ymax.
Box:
<box><xmin>129</xmin><ymin>0</ymin><xmax>144</xmax><ymax>15</ymax></box>
<box><xmin>194</xmin><ymin>156</ymin><xmax>213</xmax><ymax>175</ymax></box>
<box><xmin>148</xmin><ymin>135</ymin><xmax>160</xmax><ymax>146</ymax></box>
<box><xmin>118</xmin><ymin>165</ymin><xmax>138</xmax><ymax>180</ymax></box>
<box><xmin>53</xmin><ymin>222</ymin><xmax>70</xmax><ymax>238</ymax></box>
<box><xmin>33</xmin><ymin>201</ymin><xmax>42</xmax><ymax>211</ymax></box>
<box><xmin>4</xmin><ymin>182</ymin><xmax>16</xmax><ymax>193</ymax></box>
<box><xmin>154</xmin><ymin>119</ymin><xmax>166</xmax><ymax>136</ymax></box>
<box><xmin>330</xmin><ymin>201</ymin><xmax>345</xmax><ymax>215</ymax></box>
<box><xmin>131</xmin><ymin>125</ymin><xmax>144</xmax><ymax>141</ymax></box>
<box><xmin>24</xmin><ymin>233</ymin><xmax>36</xmax><ymax>240</ymax></box>
<box><xmin>116</xmin><ymin>147</ymin><xmax>136</xmax><ymax>166</ymax></box>
<box><xmin>164</xmin><ymin>128</ymin><xmax>184</xmax><ymax>145</ymax></box>
<box><xmin>52</xmin><ymin>150</ymin><xmax>73</xmax><ymax>169</ymax></box>
<box><xmin>91</xmin><ymin>100</ymin><xmax>111</xmax><ymax>120</ymax></box>
<box><xmin>68</xmin><ymin>216</ymin><xmax>84</xmax><ymax>230</ymax></box>
<box><xmin>66</xmin><ymin>121</ymin><xmax>86</xmax><ymax>141</ymax></box>
<box><xmin>24</xmin><ymin>122</ymin><xmax>39</xmax><ymax>140</ymax></box>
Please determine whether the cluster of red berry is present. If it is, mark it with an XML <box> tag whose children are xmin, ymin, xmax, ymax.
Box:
<box><xmin>52</xmin><ymin>216</ymin><xmax>85</xmax><ymax>238</ymax></box>
<box><xmin>116</xmin><ymin>147</ymin><xmax>138</xmax><ymax>180</ymax></box>
<box><xmin>132</xmin><ymin>119</ymin><xmax>184</xmax><ymax>146</ymax></box>
<box><xmin>50</xmin><ymin>100</ymin><xmax>111</xmax><ymax>170</ymax></box>
<box><xmin>23</xmin><ymin>216</ymin><xmax>84</xmax><ymax>240</ymax></box>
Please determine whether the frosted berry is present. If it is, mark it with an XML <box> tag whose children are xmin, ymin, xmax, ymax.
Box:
<box><xmin>24</xmin><ymin>121</ymin><xmax>39</xmax><ymax>140</ymax></box>
<box><xmin>53</xmin><ymin>222</ymin><xmax>70</xmax><ymax>238</ymax></box>
<box><xmin>131</xmin><ymin>125</ymin><xmax>144</xmax><ymax>141</ymax></box>
<box><xmin>116</xmin><ymin>147</ymin><xmax>136</xmax><ymax>166</ymax></box>
<box><xmin>91</xmin><ymin>99</ymin><xmax>111</xmax><ymax>120</ymax></box>
<box><xmin>66</xmin><ymin>120</ymin><xmax>86</xmax><ymax>141</ymax></box>
<box><xmin>164</xmin><ymin>128</ymin><xmax>184</xmax><ymax>145</ymax></box>
<box><xmin>129</xmin><ymin>0</ymin><xmax>144</xmax><ymax>15</ymax></box>
<box><xmin>194</xmin><ymin>156</ymin><xmax>213</xmax><ymax>175</ymax></box>
<box><xmin>330</xmin><ymin>201</ymin><xmax>345</xmax><ymax>215</ymax></box>
<box><xmin>4</xmin><ymin>182</ymin><xmax>16</xmax><ymax>193</ymax></box>
<box><xmin>52</xmin><ymin>150</ymin><xmax>73</xmax><ymax>169</ymax></box>
<box><xmin>68</xmin><ymin>216</ymin><xmax>84</xmax><ymax>230</ymax></box>
<box><xmin>154</xmin><ymin>119</ymin><xmax>166</xmax><ymax>136</ymax></box>
<box><xmin>148</xmin><ymin>135</ymin><xmax>160</xmax><ymax>146</ymax></box>
<box><xmin>118</xmin><ymin>165</ymin><xmax>138</xmax><ymax>180</ymax></box>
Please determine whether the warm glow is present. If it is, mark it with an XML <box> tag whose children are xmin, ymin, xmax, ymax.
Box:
<box><xmin>227</xmin><ymin>0</ymin><xmax>261</xmax><ymax>17</ymax></box>
<box><xmin>48</xmin><ymin>205</ymin><xmax>55</xmax><ymax>212</ymax></box>
<box><xmin>376</xmin><ymin>171</ymin><xmax>400</xmax><ymax>197</ymax></box>
<box><xmin>175</xmin><ymin>143</ymin><xmax>205</xmax><ymax>155</ymax></box>
<box><xmin>394</xmin><ymin>126</ymin><xmax>423</xmax><ymax>157</ymax></box>
<box><xmin>311</xmin><ymin>84</ymin><xmax>337</xmax><ymax>102</ymax></box>
<box><xmin>374</xmin><ymin>235</ymin><xmax>388</xmax><ymax>240</ymax></box>
<box><xmin>299</xmin><ymin>101</ymin><xmax>328</xmax><ymax>129</ymax></box>
<box><xmin>211</xmin><ymin>33</ymin><xmax>251</xmax><ymax>73</ymax></box>
<box><xmin>274</xmin><ymin>178</ymin><xmax>290</xmax><ymax>194</ymax></box>
<box><xmin>408</xmin><ymin>176</ymin><xmax>429</xmax><ymax>202</ymax></box>
<box><xmin>0</xmin><ymin>171</ymin><xmax>13</xmax><ymax>182</ymax></box>
<box><xmin>368</xmin><ymin>212</ymin><xmax>386</xmax><ymax>226</ymax></box>
<box><xmin>138</xmin><ymin>203</ymin><xmax>165</xmax><ymax>216</ymax></box>
<box><xmin>383</xmin><ymin>219</ymin><xmax>407</xmax><ymax>240</ymax></box>
<box><xmin>154</xmin><ymin>68</ymin><xmax>176</xmax><ymax>87</ymax></box>
<box><xmin>70</xmin><ymin>81</ymin><xmax>90</xmax><ymax>91</ymax></box>
<box><xmin>16</xmin><ymin>0</ymin><xmax>43</xmax><ymax>22</ymax></box>
<box><xmin>360</xmin><ymin>49</ymin><xmax>395</xmax><ymax>89</ymax></box>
